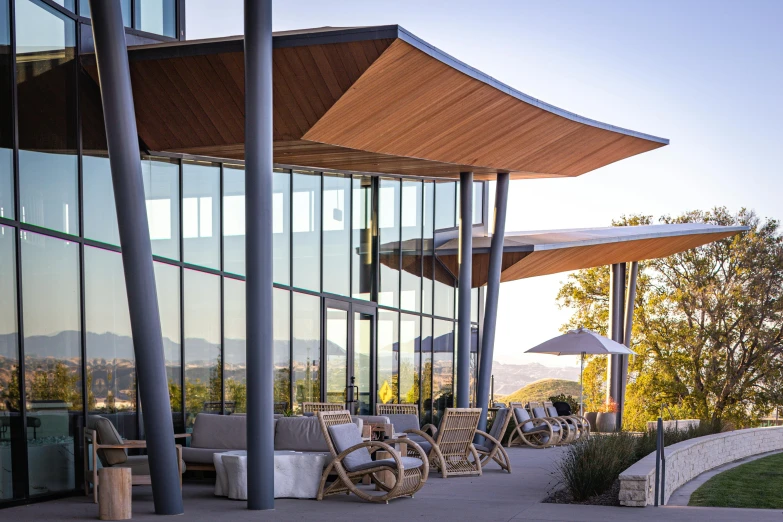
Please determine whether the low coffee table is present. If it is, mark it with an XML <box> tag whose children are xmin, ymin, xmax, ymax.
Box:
<box><xmin>213</xmin><ymin>450</ymin><xmax>330</xmax><ymax>500</ymax></box>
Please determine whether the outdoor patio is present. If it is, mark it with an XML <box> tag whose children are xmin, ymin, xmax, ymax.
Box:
<box><xmin>4</xmin><ymin>446</ymin><xmax>782</xmax><ymax>522</ymax></box>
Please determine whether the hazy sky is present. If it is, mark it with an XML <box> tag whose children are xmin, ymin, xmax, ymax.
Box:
<box><xmin>186</xmin><ymin>1</ymin><xmax>783</xmax><ymax>369</ymax></box>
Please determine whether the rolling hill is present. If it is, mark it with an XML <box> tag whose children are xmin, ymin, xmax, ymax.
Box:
<box><xmin>499</xmin><ymin>378</ymin><xmax>580</xmax><ymax>405</ymax></box>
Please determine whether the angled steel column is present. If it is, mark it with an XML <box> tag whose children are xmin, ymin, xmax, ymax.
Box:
<box><xmin>476</xmin><ymin>173</ymin><xmax>509</xmax><ymax>433</ymax></box>
<box><xmin>456</xmin><ymin>172</ymin><xmax>473</xmax><ymax>407</ymax></box>
<box><xmin>88</xmin><ymin>0</ymin><xmax>182</xmax><ymax>514</ymax></box>
<box><xmin>245</xmin><ymin>0</ymin><xmax>275</xmax><ymax>510</ymax></box>
<box><xmin>606</xmin><ymin>262</ymin><xmax>626</xmax><ymax>430</ymax></box>
<box><xmin>617</xmin><ymin>261</ymin><xmax>639</xmax><ymax>430</ymax></box>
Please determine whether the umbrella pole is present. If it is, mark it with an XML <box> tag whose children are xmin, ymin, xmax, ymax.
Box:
<box><xmin>580</xmin><ymin>352</ymin><xmax>584</xmax><ymax>417</ymax></box>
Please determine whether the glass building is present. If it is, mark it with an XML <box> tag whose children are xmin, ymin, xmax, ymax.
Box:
<box><xmin>0</xmin><ymin>0</ymin><xmax>486</xmax><ymax>505</ymax></box>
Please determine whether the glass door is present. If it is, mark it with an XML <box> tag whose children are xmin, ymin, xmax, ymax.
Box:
<box><xmin>353</xmin><ymin>305</ymin><xmax>375</xmax><ymax>415</ymax></box>
<box><xmin>324</xmin><ymin>301</ymin><xmax>349</xmax><ymax>405</ymax></box>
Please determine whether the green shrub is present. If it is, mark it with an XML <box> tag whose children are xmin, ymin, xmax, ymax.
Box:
<box><xmin>555</xmin><ymin>433</ymin><xmax>638</xmax><ymax>501</ymax></box>
<box><xmin>548</xmin><ymin>394</ymin><xmax>579</xmax><ymax>413</ymax></box>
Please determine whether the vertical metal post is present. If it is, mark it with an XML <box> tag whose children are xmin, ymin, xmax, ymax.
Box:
<box><xmin>88</xmin><ymin>0</ymin><xmax>182</xmax><ymax>514</ymax></box>
<box><xmin>475</xmin><ymin>173</ymin><xmax>509</xmax><ymax>431</ymax></box>
<box><xmin>618</xmin><ymin>261</ymin><xmax>638</xmax><ymax>430</ymax></box>
<box><xmin>456</xmin><ymin>172</ymin><xmax>473</xmax><ymax>407</ymax></box>
<box><xmin>244</xmin><ymin>0</ymin><xmax>275</xmax><ymax>510</ymax></box>
<box><xmin>654</xmin><ymin>416</ymin><xmax>662</xmax><ymax>506</ymax></box>
<box><xmin>606</xmin><ymin>262</ymin><xmax>626</xmax><ymax>430</ymax></box>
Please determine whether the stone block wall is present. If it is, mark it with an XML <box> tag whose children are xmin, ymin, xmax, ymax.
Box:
<box><xmin>619</xmin><ymin>426</ymin><xmax>783</xmax><ymax>506</ymax></box>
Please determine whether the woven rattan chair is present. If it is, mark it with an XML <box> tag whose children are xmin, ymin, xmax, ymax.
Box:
<box><xmin>405</xmin><ymin>407</ymin><xmax>482</xmax><ymax>478</ymax></box>
<box><xmin>376</xmin><ymin>403</ymin><xmax>418</xmax><ymax>416</ymax></box>
<box><xmin>543</xmin><ymin>400</ymin><xmax>590</xmax><ymax>440</ymax></box>
<box><xmin>302</xmin><ymin>402</ymin><xmax>344</xmax><ymax>414</ymax></box>
<box><xmin>507</xmin><ymin>406</ymin><xmax>560</xmax><ymax>449</ymax></box>
<box><xmin>475</xmin><ymin>407</ymin><xmax>512</xmax><ymax>473</ymax></box>
<box><xmin>316</xmin><ymin>410</ymin><xmax>429</xmax><ymax>503</ymax></box>
<box><xmin>529</xmin><ymin>401</ymin><xmax>575</xmax><ymax>444</ymax></box>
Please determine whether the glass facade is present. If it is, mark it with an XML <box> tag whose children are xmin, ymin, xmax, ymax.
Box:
<box><xmin>78</xmin><ymin>0</ymin><xmax>177</xmax><ymax>39</ymax></box>
<box><xmin>0</xmin><ymin>0</ymin><xmax>486</xmax><ymax>505</ymax></box>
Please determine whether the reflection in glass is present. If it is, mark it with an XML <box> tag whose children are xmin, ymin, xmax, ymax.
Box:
<box><xmin>143</xmin><ymin>157</ymin><xmax>180</xmax><ymax>261</ymax></box>
<box><xmin>400</xmin><ymin>181</ymin><xmax>422</xmax><ymax>312</ymax></box>
<box><xmin>324</xmin><ymin>308</ymin><xmax>348</xmax><ymax>404</ymax></box>
<box><xmin>378</xmin><ymin>178</ymin><xmax>400</xmax><ymax>308</ymax></box>
<box><xmin>434</xmin><ymin>261</ymin><xmax>455</xmax><ymax>319</ymax></box>
<box><xmin>273</xmin><ymin>169</ymin><xmax>290</xmax><ymax>285</ymax></box>
<box><xmin>273</xmin><ymin>289</ymin><xmax>290</xmax><ymax>412</ymax></box>
<box><xmin>78</xmin><ymin>0</ymin><xmax>131</xmax><ymax>26</ymax></box>
<box><xmin>432</xmin><ymin>320</ymin><xmax>454</xmax><ymax>424</ymax></box>
<box><xmin>153</xmin><ymin>262</ymin><xmax>181</xmax><ymax>431</ymax></box>
<box><xmin>85</xmin><ymin>247</ymin><xmax>137</xmax><ymax>439</ymax></box>
<box><xmin>22</xmin><ymin>231</ymin><xmax>81</xmax><ymax>496</ymax></box>
<box><xmin>0</xmin><ymin>226</ymin><xmax>19</xmax><ymax>501</ymax></box>
<box><xmin>434</xmin><ymin>181</ymin><xmax>456</xmax><ymax>230</ymax></box>
<box><xmin>420</xmin><ymin>319</ymin><xmax>432</xmax><ymax>425</ymax></box>
<box><xmin>471</xmin><ymin>287</ymin><xmax>479</xmax><ymax>324</ymax></box>
<box><xmin>473</xmin><ymin>181</ymin><xmax>484</xmax><ymax>225</ymax></box>
<box><xmin>351</xmin><ymin>176</ymin><xmax>373</xmax><ymax>300</ymax></box>
<box><xmin>223</xmin><ymin>165</ymin><xmax>245</xmax><ymax>276</ymax></box>
<box><xmin>0</xmin><ymin>2</ymin><xmax>13</xmax><ymax>221</ymax></box>
<box><xmin>422</xmin><ymin>182</ymin><xmax>434</xmax><ymax>315</ymax></box>
<box><xmin>353</xmin><ymin>311</ymin><xmax>372</xmax><ymax>415</ymax></box>
<box><xmin>184</xmin><ymin>270</ymin><xmax>221</xmax><ymax>427</ymax></box>
<box><xmin>377</xmin><ymin>311</ymin><xmax>398</xmax><ymax>405</ymax></box>
<box><xmin>322</xmin><ymin>174</ymin><xmax>351</xmax><ymax>296</ymax></box>
<box><xmin>292</xmin><ymin>292</ymin><xmax>320</xmax><ymax>412</ymax></box>
<box><xmin>16</xmin><ymin>0</ymin><xmax>77</xmax><ymax>235</ymax></box>
<box><xmin>135</xmin><ymin>0</ymin><xmax>176</xmax><ymax>38</ymax></box>
<box><xmin>399</xmin><ymin>314</ymin><xmax>419</xmax><ymax>405</ymax></box>
<box><xmin>183</xmin><ymin>162</ymin><xmax>220</xmax><ymax>270</ymax></box>
<box><xmin>223</xmin><ymin>278</ymin><xmax>245</xmax><ymax>413</ymax></box>
<box><xmin>292</xmin><ymin>171</ymin><xmax>320</xmax><ymax>292</ymax></box>
<box><xmin>83</xmin><ymin>155</ymin><xmax>119</xmax><ymax>245</ymax></box>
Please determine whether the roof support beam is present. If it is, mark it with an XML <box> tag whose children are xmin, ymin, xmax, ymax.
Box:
<box><xmin>245</xmin><ymin>0</ymin><xmax>275</xmax><ymax>510</ymax></box>
<box><xmin>457</xmin><ymin>172</ymin><xmax>473</xmax><ymax>407</ymax></box>
<box><xmin>618</xmin><ymin>261</ymin><xmax>639</xmax><ymax>430</ymax></box>
<box><xmin>88</xmin><ymin>0</ymin><xmax>183</xmax><ymax>514</ymax></box>
<box><xmin>476</xmin><ymin>173</ymin><xmax>510</xmax><ymax>432</ymax></box>
<box><xmin>607</xmin><ymin>262</ymin><xmax>627</xmax><ymax>430</ymax></box>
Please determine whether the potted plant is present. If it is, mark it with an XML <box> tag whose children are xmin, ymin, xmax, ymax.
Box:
<box><xmin>596</xmin><ymin>398</ymin><xmax>619</xmax><ymax>432</ymax></box>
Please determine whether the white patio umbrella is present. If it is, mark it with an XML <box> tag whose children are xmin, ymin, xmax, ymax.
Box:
<box><xmin>524</xmin><ymin>327</ymin><xmax>635</xmax><ymax>416</ymax></box>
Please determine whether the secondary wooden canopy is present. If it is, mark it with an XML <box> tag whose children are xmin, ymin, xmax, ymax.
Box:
<box><xmin>82</xmin><ymin>26</ymin><xmax>668</xmax><ymax>179</ymax></box>
<box><xmin>435</xmin><ymin>224</ymin><xmax>747</xmax><ymax>287</ymax></box>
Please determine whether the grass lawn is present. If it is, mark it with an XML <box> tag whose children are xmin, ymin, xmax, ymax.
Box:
<box><xmin>689</xmin><ymin>452</ymin><xmax>783</xmax><ymax>508</ymax></box>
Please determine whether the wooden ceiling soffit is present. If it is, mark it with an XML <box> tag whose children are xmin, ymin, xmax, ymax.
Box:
<box><xmin>436</xmin><ymin>251</ymin><xmax>530</xmax><ymax>288</ymax></box>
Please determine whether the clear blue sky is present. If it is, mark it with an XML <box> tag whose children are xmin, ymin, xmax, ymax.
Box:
<box><xmin>187</xmin><ymin>1</ymin><xmax>783</xmax><ymax>369</ymax></box>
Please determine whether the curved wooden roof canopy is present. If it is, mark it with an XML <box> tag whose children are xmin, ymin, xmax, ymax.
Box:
<box><xmin>82</xmin><ymin>25</ymin><xmax>668</xmax><ymax>179</ymax></box>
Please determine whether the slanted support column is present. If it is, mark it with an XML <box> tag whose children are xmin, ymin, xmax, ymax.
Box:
<box><xmin>88</xmin><ymin>0</ymin><xmax>182</xmax><ymax>514</ymax></box>
<box><xmin>606</xmin><ymin>262</ymin><xmax>626</xmax><ymax>430</ymax></box>
<box><xmin>476</xmin><ymin>173</ymin><xmax>509</xmax><ymax>433</ymax></box>
<box><xmin>456</xmin><ymin>172</ymin><xmax>473</xmax><ymax>408</ymax></box>
<box><xmin>245</xmin><ymin>0</ymin><xmax>274</xmax><ymax>511</ymax></box>
<box><xmin>618</xmin><ymin>261</ymin><xmax>639</xmax><ymax>430</ymax></box>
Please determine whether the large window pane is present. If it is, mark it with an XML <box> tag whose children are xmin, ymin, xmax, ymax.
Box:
<box><xmin>21</xmin><ymin>231</ymin><xmax>81</xmax><ymax>496</ymax></box>
<box><xmin>183</xmin><ymin>162</ymin><xmax>220</xmax><ymax>270</ymax></box>
<box><xmin>322</xmin><ymin>173</ymin><xmax>350</xmax><ymax>296</ymax></box>
<box><xmin>473</xmin><ymin>181</ymin><xmax>484</xmax><ymax>225</ymax></box>
<box><xmin>400</xmin><ymin>181</ymin><xmax>422</xmax><ymax>312</ymax></box>
<box><xmin>273</xmin><ymin>169</ymin><xmax>290</xmax><ymax>285</ymax></box>
<box><xmin>143</xmin><ymin>157</ymin><xmax>180</xmax><ymax>261</ymax></box>
<box><xmin>78</xmin><ymin>0</ymin><xmax>130</xmax><ymax>26</ymax></box>
<box><xmin>399</xmin><ymin>314</ymin><xmax>419</xmax><ymax>405</ymax></box>
<box><xmin>292</xmin><ymin>292</ymin><xmax>319</xmax><ymax>412</ymax></box>
<box><xmin>184</xmin><ymin>270</ymin><xmax>220</xmax><ymax>428</ymax></box>
<box><xmin>16</xmin><ymin>0</ymin><xmax>77</xmax><ymax>235</ymax></box>
<box><xmin>0</xmin><ymin>0</ymin><xmax>13</xmax><ymax>221</ymax></box>
<box><xmin>351</xmin><ymin>175</ymin><xmax>373</xmax><ymax>300</ymax></box>
<box><xmin>83</xmin><ymin>155</ymin><xmax>119</xmax><ymax>245</ymax></box>
<box><xmin>0</xmin><ymin>225</ymin><xmax>19</xmax><ymax>501</ymax></box>
<box><xmin>84</xmin><ymin>247</ymin><xmax>137</xmax><ymax>439</ymax></box>
<box><xmin>223</xmin><ymin>165</ymin><xmax>245</xmax><ymax>276</ymax></box>
<box><xmin>432</xmin><ymin>320</ymin><xmax>454</xmax><ymax>424</ymax></box>
<box><xmin>422</xmin><ymin>181</ymin><xmax>434</xmax><ymax>315</ymax></box>
<box><xmin>292</xmin><ymin>171</ymin><xmax>320</xmax><ymax>292</ymax></box>
<box><xmin>153</xmin><ymin>262</ymin><xmax>182</xmax><ymax>431</ymax></box>
<box><xmin>377</xmin><ymin>311</ymin><xmax>398</xmax><ymax>405</ymax></box>
<box><xmin>420</xmin><ymin>319</ymin><xmax>433</xmax><ymax>425</ymax></box>
<box><xmin>434</xmin><ymin>181</ymin><xmax>456</xmax><ymax>230</ymax></box>
<box><xmin>378</xmin><ymin>178</ymin><xmax>400</xmax><ymax>308</ymax></box>
<box><xmin>274</xmin><ymin>289</ymin><xmax>290</xmax><ymax>412</ymax></box>
<box><xmin>135</xmin><ymin>0</ymin><xmax>177</xmax><ymax>38</ymax></box>
<box><xmin>434</xmin><ymin>262</ymin><xmax>455</xmax><ymax>319</ymax></box>
<box><xmin>224</xmin><ymin>278</ymin><xmax>245</xmax><ymax>413</ymax></box>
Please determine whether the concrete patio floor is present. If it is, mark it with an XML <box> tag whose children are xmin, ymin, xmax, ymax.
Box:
<box><xmin>4</xmin><ymin>446</ymin><xmax>783</xmax><ymax>521</ymax></box>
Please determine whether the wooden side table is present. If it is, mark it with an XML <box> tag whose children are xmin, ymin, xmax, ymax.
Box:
<box><xmin>98</xmin><ymin>467</ymin><xmax>131</xmax><ymax>520</ymax></box>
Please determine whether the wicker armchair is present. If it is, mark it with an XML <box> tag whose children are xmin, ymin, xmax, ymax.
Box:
<box><xmin>475</xmin><ymin>407</ymin><xmax>512</xmax><ymax>473</ymax></box>
<box><xmin>302</xmin><ymin>402</ymin><xmax>344</xmax><ymax>414</ymax></box>
<box><xmin>405</xmin><ymin>407</ymin><xmax>483</xmax><ymax>478</ymax></box>
<box><xmin>376</xmin><ymin>403</ymin><xmax>418</xmax><ymax>416</ymax></box>
<box><xmin>544</xmin><ymin>400</ymin><xmax>590</xmax><ymax>439</ymax></box>
<box><xmin>507</xmin><ymin>406</ymin><xmax>560</xmax><ymax>449</ymax></box>
<box><xmin>529</xmin><ymin>401</ymin><xmax>575</xmax><ymax>444</ymax></box>
<box><xmin>316</xmin><ymin>410</ymin><xmax>429</xmax><ymax>503</ymax></box>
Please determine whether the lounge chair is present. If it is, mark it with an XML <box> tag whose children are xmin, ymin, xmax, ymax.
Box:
<box><xmin>302</xmin><ymin>402</ymin><xmax>344</xmax><ymax>414</ymax></box>
<box><xmin>507</xmin><ymin>406</ymin><xmax>560</xmax><ymax>448</ymax></box>
<box><xmin>474</xmin><ymin>407</ymin><xmax>512</xmax><ymax>472</ymax></box>
<box><xmin>544</xmin><ymin>400</ymin><xmax>590</xmax><ymax>439</ymax></box>
<box><xmin>404</xmin><ymin>407</ymin><xmax>483</xmax><ymax>478</ymax></box>
<box><xmin>529</xmin><ymin>401</ymin><xmax>575</xmax><ymax>444</ymax></box>
<box><xmin>376</xmin><ymin>403</ymin><xmax>418</xmax><ymax>416</ymax></box>
<box><xmin>316</xmin><ymin>410</ymin><xmax>428</xmax><ymax>503</ymax></box>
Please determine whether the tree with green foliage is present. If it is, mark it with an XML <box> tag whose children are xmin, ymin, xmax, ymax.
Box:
<box><xmin>557</xmin><ymin>208</ymin><xmax>783</xmax><ymax>430</ymax></box>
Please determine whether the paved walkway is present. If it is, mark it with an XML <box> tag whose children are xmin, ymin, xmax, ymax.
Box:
<box><xmin>4</xmin><ymin>447</ymin><xmax>783</xmax><ymax>521</ymax></box>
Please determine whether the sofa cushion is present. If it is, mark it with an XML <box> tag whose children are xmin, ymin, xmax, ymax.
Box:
<box><xmin>274</xmin><ymin>416</ymin><xmax>330</xmax><ymax>452</ymax></box>
<box><xmin>385</xmin><ymin>414</ymin><xmax>419</xmax><ymax>433</ymax></box>
<box><xmin>191</xmin><ymin>413</ymin><xmax>247</xmax><ymax>450</ymax></box>
<box><xmin>327</xmin><ymin>423</ymin><xmax>372</xmax><ymax>472</ymax></box>
<box><xmin>87</xmin><ymin>416</ymin><xmax>127</xmax><ymax>466</ymax></box>
<box><xmin>182</xmin><ymin>446</ymin><xmax>224</xmax><ymax>465</ymax></box>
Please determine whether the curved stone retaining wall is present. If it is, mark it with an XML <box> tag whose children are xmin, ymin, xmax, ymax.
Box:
<box><xmin>645</xmin><ymin>419</ymin><xmax>700</xmax><ymax>432</ymax></box>
<box><xmin>619</xmin><ymin>426</ymin><xmax>783</xmax><ymax>506</ymax></box>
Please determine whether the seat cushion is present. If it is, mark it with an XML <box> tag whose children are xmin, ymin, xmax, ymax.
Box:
<box><xmin>532</xmin><ymin>407</ymin><xmax>548</xmax><ymax>419</ymax></box>
<box><xmin>547</xmin><ymin>406</ymin><xmax>561</xmax><ymax>418</ymax></box>
<box><xmin>406</xmin><ymin>435</ymin><xmax>432</xmax><ymax>455</ymax></box>
<box><xmin>87</xmin><ymin>416</ymin><xmax>127</xmax><ymax>466</ymax></box>
<box><xmin>513</xmin><ymin>408</ymin><xmax>535</xmax><ymax>433</ymax></box>
<box><xmin>327</xmin><ymin>423</ymin><xmax>373</xmax><ymax>472</ymax></box>
<box><xmin>350</xmin><ymin>456</ymin><xmax>423</xmax><ymax>472</ymax></box>
<box><xmin>474</xmin><ymin>443</ymin><xmax>491</xmax><ymax>453</ymax></box>
<box><xmin>275</xmin><ymin>416</ymin><xmax>330</xmax><ymax>452</ymax></box>
<box><xmin>182</xmin><ymin>446</ymin><xmax>224</xmax><ymax>464</ymax></box>
<box><xmin>385</xmin><ymin>414</ymin><xmax>419</xmax><ymax>433</ymax></box>
<box><xmin>489</xmin><ymin>409</ymin><xmax>509</xmax><ymax>441</ymax></box>
<box><xmin>191</xmin><ymin>413</ymin><xmax>247</xmax><ymax>450</ymax></box>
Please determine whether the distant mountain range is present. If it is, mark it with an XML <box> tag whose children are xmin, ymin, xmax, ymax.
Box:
<box><xmin>490</xmin><ymin>361</ymin><xmax>579</xmax><ymax>398</ymax></box>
